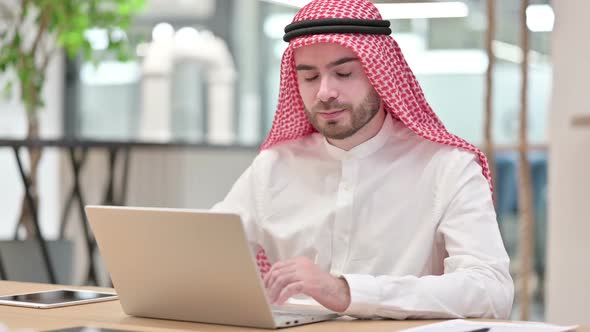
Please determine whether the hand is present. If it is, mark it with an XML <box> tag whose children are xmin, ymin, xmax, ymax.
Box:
<box><xmin>263</xmin><ymin>256</ymin><xmax>351</xmax><ymax>312</ymax></box>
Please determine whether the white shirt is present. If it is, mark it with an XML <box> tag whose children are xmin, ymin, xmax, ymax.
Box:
<box><xmin>212</xmin><ymin>114</ymin><xmax>514</xmax><ymax>319</ymax></box>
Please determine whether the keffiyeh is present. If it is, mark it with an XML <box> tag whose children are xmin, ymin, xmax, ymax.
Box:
<box><xmin>260</xmin><ymin>0</ymin><xmax>493</xmax><ymax>193</ymax></box>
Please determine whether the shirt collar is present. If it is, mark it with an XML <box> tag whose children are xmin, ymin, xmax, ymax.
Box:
<box><xmin>323</xmin><ymin>112</ymin><xmax>396</xmax><ymax>160</ymax></box>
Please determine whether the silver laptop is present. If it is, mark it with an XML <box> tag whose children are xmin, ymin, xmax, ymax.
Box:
<box><xmin>85</xmin><ymin>205</ymin><xmax>338</xmax><ymax>329</ymax></box>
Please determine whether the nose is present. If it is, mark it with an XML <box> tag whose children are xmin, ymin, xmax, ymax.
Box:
<box><xmin>316</xmin><ymin>76</ymin><xmax>338</xmax><ymax>103</ymax></box>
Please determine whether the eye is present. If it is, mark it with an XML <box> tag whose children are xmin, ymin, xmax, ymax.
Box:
<box><xmin>304</xmin><ymin>75</ymin><xmax>319</xmax><ymax>82</ymax></box>
<box><xmin>337</xmin><ymin>72</ymin><xmax>352</xmax><ymax>78</ymax></box>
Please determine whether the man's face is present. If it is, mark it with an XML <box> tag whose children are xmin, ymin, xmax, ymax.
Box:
<box><xmin>294</xmin><ymin>43</ymin><xmax>381</xmax><ymax>140</ymax></box>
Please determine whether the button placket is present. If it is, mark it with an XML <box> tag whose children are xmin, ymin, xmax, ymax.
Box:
<box><xmin>331</xmin><ymin>159</ymin><xmax>358</xmax><ymax>275</ymax></box>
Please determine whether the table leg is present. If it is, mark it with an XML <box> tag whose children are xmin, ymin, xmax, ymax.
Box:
<box><xmin>0</xmin><ymin>254</ymin><xmax>5</xmax><ymax>280</ymax></box>
<box><xmin>119</xmin><ymin>148</ymin><xmax>131</xmax><ymax>205</ymax></box>
<box><xmin>68</xmin><ymin>147</ymin><xmax>98</xmax><ymax>285</ymax></box>
<box><xmin>103</xmin><ymin>148</ymin><xmax>118</xmax><ymax>206</ymax></box>
<box><xmin>59</xmin><ymin>149</ymin><xmax>88</xmax><ymax>239</ymax></box>
<box><xmin>12</xmin><ymin>146</ymin><xmax>57</xmax><ymax>284</ymax></box>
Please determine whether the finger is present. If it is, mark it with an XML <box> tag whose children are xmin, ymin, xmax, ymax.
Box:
<box><xmin>264</xmin><ymin>261</ymin><xmax>286</xmax><ymax>288</ymax></box>
<box><xmin>275</xmin><ymin>281</ymin><xmax>305</xmax><ymax>305</ymax></box>
<box><xmin>264</xmin><ymin>264</ymin><xmax>280</xmax><ymax>288</ymax></box>
<box><xmin>264</xmin><ymin>260</ymin><xmax>296</xmax><ymax>288</ymax></box>
<box><xmin>268</xmin><ymin>268</ymin><xmax>298</xmax><ymax>302</ymax></box>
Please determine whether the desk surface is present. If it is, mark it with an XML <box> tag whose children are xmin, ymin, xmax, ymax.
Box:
<box><xmin>0</xmin><ymin>281</ymin><xmax>585</xmax><ymax>332</ymax></box>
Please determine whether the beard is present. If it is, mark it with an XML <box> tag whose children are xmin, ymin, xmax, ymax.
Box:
<box><xmin>305</xmin><ymin>87</ymin><xmax>381</xmax><ymax>140</ymax></box>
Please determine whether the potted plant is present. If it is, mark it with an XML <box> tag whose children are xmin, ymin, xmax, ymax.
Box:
<box><xmin>0</xmin><ymin>0</ymin><xmax>144</xmax><ymax>238</ymax></box>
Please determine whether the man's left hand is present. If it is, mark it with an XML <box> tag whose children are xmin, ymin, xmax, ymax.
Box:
<box><xmin>263</xmin><ymin>256</ymin><xmax>351</xmax><ymax>312</ymax></box>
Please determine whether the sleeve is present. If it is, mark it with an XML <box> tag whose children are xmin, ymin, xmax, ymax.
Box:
<box><xmin>210</xmin><ymin>163</ymin><xmax>261</xmax><ymax>242</ymax></box>
<box><xmin>340</xmin><ymin>153</ymin><xmax>514</xmax><ymax>320</ymax></box>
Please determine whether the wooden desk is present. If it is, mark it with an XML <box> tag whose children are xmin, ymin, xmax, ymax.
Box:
<box><xmin>0</xmin><ymin>281</ymin><xmax>585</xmax><ymax>332</ymax></box>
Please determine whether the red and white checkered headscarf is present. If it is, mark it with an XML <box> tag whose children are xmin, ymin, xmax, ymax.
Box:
<box><xmin>260</xmin><ymin>0</ymin><xmax>493</xmax><ymax>193</ymax></box>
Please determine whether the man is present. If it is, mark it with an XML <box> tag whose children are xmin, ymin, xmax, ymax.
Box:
<box><xmin>213</xmin><ymin>0</ymin><xmax>513</xmax><ymax>319</ymax></box>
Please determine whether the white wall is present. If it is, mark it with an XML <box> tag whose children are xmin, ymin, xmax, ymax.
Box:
<box><xmin>546</xmin><ymin>1</ymin><xmax>590</xmax><ymax>325</ymax></box>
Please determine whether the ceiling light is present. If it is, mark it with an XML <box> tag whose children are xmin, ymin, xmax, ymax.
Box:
<box><xmin>258</xmin><ymin>0</ymin><xmax>309</xmax><ymax>8</ymax></box>
<box><xmin>526</xmin><ymin>4</ymin><xmax>554</xmax><ymax>32</ymax></box>
<box><xmin>376</xmin><ymin>2</ymin><xmax>468</xmax><ymax>20</ymax></box>
<box><xmin>259</xmin><ymin>1</ymin><xmax>469</xmax><ymax>19</ymax></box>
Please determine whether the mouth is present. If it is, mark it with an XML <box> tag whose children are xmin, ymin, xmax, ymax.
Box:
<box><xmin>317</xmin><ymin>109</ymin><xmax>346</xmax><ymax>120</ymax></box>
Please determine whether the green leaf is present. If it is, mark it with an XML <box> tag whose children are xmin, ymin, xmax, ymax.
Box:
<box><xmin>2</xmin><ymin>81</ymin><xmax>13</xmax><ymax>101</ymax></box>
<box><xmin>7</xmin><ymin>49</ymin><xmax>18</xmax><ymax>65</ymax></box>
<box><xmin>81</xmin><ymin>39</ymin><xmax>93</xmax><ymax>61</ymax></box>
<box><xmin>117</xmin><ymin>2</ymin><xmax>131</xmax><ymax>16</ymax></box>
<box><xmin>0</xmin><ymin>0</ymin><xmax>145</xmax><ymax>116</ymax></box>
<box><xmin>107</xmin><ymin>38</ymin><xmax>122</xmax><ymax>51</ymax></box>
<box><xmin>21</xmin><ymin>2</ymin><xmax>30</xmax><ymax>21</ymax></box>
<box><xmin>74</xmin><ymin>15</ymin><xmax>90</xmax><ymax>30</ymax></box>
<box><xmin>116</xmin><ymin>48</ymin><xmax>130</xmax><ymax>62</ymax></box>
<box><xmin>118</xmin><ymin>16</ymin><xmax>131</xmax><ymax>28</ymax></box>
<box><xmin>56</xmin><ymin>32</ymin><xmax>68</xmax><ymax>47</ymax></box>
<box><xmin>13</xmin><ymin>31</ymin><xmax>21</xmax><ymax>46</ymax></box>
<box><xmin>129</xmin><ymin>0</ymin><xmax>146</xmax><ymax>12</ymax></box>
<box><xmin>0</xmin><ymin>53</ymin><xmax>13</xmax><ymax>71</ymax></box>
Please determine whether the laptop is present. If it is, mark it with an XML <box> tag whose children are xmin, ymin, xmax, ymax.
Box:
<box><xmin>85</xmin><ymin>205</ymin><xmax>338</xmax><ymax>329</ymax></box>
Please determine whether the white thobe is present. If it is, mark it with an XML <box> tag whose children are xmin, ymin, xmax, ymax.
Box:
<box><xmin>212</xmin><ymin>114</ymin><xmax>514</xmax><ymax>319</ymax></box>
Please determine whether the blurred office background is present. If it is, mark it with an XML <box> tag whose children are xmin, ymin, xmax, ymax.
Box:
<box><xmin>0</xmin><ymin>0</ymin><xmax>588</xmax><ymax>326</ymax></box>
